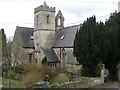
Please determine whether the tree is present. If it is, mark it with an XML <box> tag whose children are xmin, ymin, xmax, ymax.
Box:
<box><xmin>73</xmin><ymin>16</ymin><xmax>103</xmax><ymax>77</ymax></box>
<box><xmin>0</xmin><ymin>29</ymin><xmax>8</xmax><ymax>62</ymax></box>
<box><xmin>104</xmin><ymin>12</ymin><xmax>120</xmax><ymax>78</ymax></box>
<box><xmin>73</xmin><ymin>12</ymin><xmax>120</xmax><ymax>78</ymax></box>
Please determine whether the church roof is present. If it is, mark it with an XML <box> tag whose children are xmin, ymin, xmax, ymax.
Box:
<box><xmin>15</xmin><ymin>25</ymin><xmax>80</xmax><ymax>49</ymax></box>
<box><xmin>53</xmin><ymin>25</ymin><xmax>80</xmax><ymax>48</ymax></box>
<box><xmin>16</xmin><ymin>26</ymin><xmax>34</xmax><ymax>48</ymax></box>
<box><xmin>41</xmin><ymin>47</ymin><xmax>60</xmax><ymax>63</ymax></box>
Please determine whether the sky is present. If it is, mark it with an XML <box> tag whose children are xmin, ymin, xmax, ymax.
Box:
<box><xmin>0</xmin><ymin>0</ymin><xmax>119</xmax><ymax>38</ymax></box>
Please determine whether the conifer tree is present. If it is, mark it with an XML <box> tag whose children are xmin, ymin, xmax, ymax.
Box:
<box><xmin>73</xmin><ymin>16</ymin><xmax>104</xmax><ymax>77</ymax></box>
<box><xmin>104</xmin><ymin>12</ymin><xmax>120</xmax><ymax>78</ymax></box>
<box><xmin>74</xmin><ymin>12</ymin><xmax>120</xmax><ymax>78</ymax></box>
<box><xmin>0</xmin><ymin>29</ymin><xmax>8</xmax><ymax>62</ymax></box>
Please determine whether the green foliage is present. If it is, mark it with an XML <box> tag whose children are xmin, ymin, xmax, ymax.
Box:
<box><xmin>2</xmin><ymin>62</ymin><xmax>24</xmax><ymax>80</ymax></box>
<box><xmin>0</xmin><ymin>29</ymin><xmax>12</xmax><ymax>63</ymax></box>
<box><xmin>42</xmin><ymin>57</ymin><xmax>47</xmax><ymax>64</ymax></box>
<box><xmin>2</xmin><ymin>77</ymin><xmax>25</xmax><ymax>88</ymax></box>
<box><xmin>73</xmin><ymin>16</ymin><xmax>104</xmax><ymax>77</ymax></box>
<box><xmin>73</xmin><ymin>12</ymin><xmax>120</xmax><ymax>78</ymax></box>
<box><xmin>21</xmin><ymin>64</ymin><xmax>68</xmax><ymax>87</ymax></box>
<box><xmin>50</xmin><ymin>73</ymin><xmax>70</xmax><ymax>84</ymax></box>
<box><xmin>0</xmin><ymin>29</ymin><xmax>8</xmax><ymax>62</ymax></box>
<box><xmin>21</xmin><ymin>64</ymin><xmax>54</xmax><ymax>87</ymax></box>
<box><xmin>12</xmin><ymin>64</ymin><xmax>24</xmax><ymax>74</ymax></box>
<box><xmin>81</xmin><ymin>65</ymin><xmax>100</xmax><ymax>77</ymax></box>
<box><xmin>104</xmin><ymin>12</ymin><xmax>120</xmax><ymax>77</ymax></box>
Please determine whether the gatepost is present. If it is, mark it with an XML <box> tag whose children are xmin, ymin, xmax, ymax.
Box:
<box><xmin>99</xmin><ymin>63</ymin><xmax>105</xmax><ymax>84</ymax></box>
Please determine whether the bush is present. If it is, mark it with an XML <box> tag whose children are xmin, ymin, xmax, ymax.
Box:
<box><xmin>21</xmin><ymin>63</ymin><xmax>69</xmax><ymax>87</ymax></box>
<box><xmin>21</xmin><ymin>64</ymin><xmax>54</xmax><ymax>87</ymax></box>
<box><xmin>81</xmin><ymin>65</ymin><xmax>100</xmax><ymax>77</ymax></box>
<box><xmin>42</xmin><ymin>57</ymin><xmax>47</xmax><ymax>65</ymax></box>
<box><xmin>2</xmin><ymin>62</ymin><xmax>24</xmax><ymax>80</ymax></box>
<box><xmin>50</xmin><ymin>73</ymin><xmax>70</xmax><ymax>84</ymax></box>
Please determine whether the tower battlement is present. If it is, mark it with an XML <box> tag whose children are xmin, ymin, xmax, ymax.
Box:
<box><xmin>34</xmin><ymin>5</ymin><xmax>55</xmax><ymax>13</ymax></box>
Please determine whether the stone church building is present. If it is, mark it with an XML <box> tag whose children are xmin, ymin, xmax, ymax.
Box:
<box><xmin>11</xmin><ymin>2</ymin><xmax>80</xmax><ymax>67</ymax></box>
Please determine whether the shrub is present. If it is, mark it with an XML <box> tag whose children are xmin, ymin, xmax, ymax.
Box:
<box><xmin>2</xmin><ymin>62</ymin><xmax>24</xmax><ymax>80</ymax></box>
<box><xmin>21</xmin><ymin>64</ymin><xmax>54</xmax><ymax>87</ymax></box>
<box><xmin>21</xmin><ymin>63</ymin><xmax>69</xmax><ymax>87</ymax></box>
<box><xmin>50</xmin><ymin>73</ymin><xmax>70</xmax><ymax>84</ymax></box>
<box><xmin>42</xmin><ymin>57</ymin><xmax>47</xmax><ymax>65</ymax></box>
<box><xmin>81</xmin><ymin>65</ymin><xmax>100</xmax><ymax>77</ymax></box>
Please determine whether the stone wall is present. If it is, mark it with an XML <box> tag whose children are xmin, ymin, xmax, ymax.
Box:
<box><xmin>11</xmin><ymin>28</ymin><xmax>34</xmax><ymax>64</ymax></box>
<box><xmin>34</xmin><ymin>11</ymin><xmax>55</xmax><ymax>31</ymax></box>
<box><xmin>66</xmin><ymin>64</ymin><xmax>82</xmax><ymax>75</ymax></box>
<box><xmin>34</xmin><ymin>30</ymin><xmax>55</xmax><ymax>63</ymax></box>
<box><xmin>53</xmin><ymin>48</ymin><xmax>79</xmax><ymax>64</ymax></box>
<box><xmin>49</xmin><ymin>77</ymin><xmax>102</xmax><ymax>88</ymax></box>
<box><xmin>11</xmin><ymin>29</ymin><xmax>23</xmax><ymax>63</ymax></box>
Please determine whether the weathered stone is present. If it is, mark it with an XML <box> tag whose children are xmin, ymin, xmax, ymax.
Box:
<box><xmin>11</xmin><ymin>2</ymin><xmax>80</xmax><ymax>67</ymax></box>
<box><xmin>11</xmin><ymin>27</ymin><xmax>34</xmax><ymax>64</ymax></box>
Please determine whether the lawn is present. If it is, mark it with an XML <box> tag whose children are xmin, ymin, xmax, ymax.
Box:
<box><xmin>50</xmin><ymin>73</ymin><xmax>70</xmax><ymax>85</ymax></box>
<box><xmin>1</xmin><ymin>77</ymin><xmax>25</xmax><ymax>88</ymax></box>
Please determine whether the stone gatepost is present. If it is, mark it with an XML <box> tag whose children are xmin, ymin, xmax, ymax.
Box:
<box><xmin>117</xmin><ymin>63</ymin><xmax>120</xmax><ymax>81</ymax></box>
<box><xmin>99</xmin><ymin>63</ymin><xmax>105</xmax><ymax>84</ymax></box>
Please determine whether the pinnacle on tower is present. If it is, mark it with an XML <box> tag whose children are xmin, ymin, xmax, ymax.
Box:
<box><xmin>43</xmin><ymin>1</ymin><xmax>48</xmax><ymax>7</ymax></box>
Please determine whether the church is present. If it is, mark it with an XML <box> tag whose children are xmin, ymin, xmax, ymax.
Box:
<box><xmin>11</xmin><ymin>1</ymin><xmax>120</xmax><ymax>67</ymax></box>
<box><xmin>11</xmin><ymin>2</ymin><xmax>80</xmax><ymax>67</ymax></box>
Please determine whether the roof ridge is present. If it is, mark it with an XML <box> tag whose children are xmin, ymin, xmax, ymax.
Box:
<box><xmin>16</xmin><ymin>26</ymin><xmax>34</xmax><ymax>29</ymax></box>
<box><xmin>64</xmin><ymin>24</ymin><xmax>80</xmax><ymax>29</ymax></box>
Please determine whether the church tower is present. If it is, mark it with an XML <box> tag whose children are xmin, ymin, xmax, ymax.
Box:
<box><xmin>34</xmin><ymin>2</ymin><xmax>56</xmax><ymax>63</ymax></box>
<box><xmin>118</xmin><ymin>1</ymin><xmax>120</xmax><ymax>12</ymax></box>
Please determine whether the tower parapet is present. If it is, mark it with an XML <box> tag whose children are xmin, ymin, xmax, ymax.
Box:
<box><xmin>34</xmin><ymin>5</ymin><xmax>55</xmax><ymax>13</ymax></box>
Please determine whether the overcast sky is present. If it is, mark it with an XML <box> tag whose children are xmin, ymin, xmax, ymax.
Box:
<box><xmin>0</xmin><ymin>0</ymin><xmax>119</xmax><ymax>37</ymax></box>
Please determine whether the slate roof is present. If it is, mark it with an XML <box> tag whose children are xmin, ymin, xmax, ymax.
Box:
<box><xmin>41</xmin><ymin>47</ymin><xmax>60</xmax><ymax>63</ymax></box>
<box><xmin>53</xmin><ymin>25</ymin><xmax>80</xmax><ymax>48</ymax></box>
<box><xmin>16</xmin><ymin>26</ymin><xmax>34</xmax><ymax>48</ymax></box>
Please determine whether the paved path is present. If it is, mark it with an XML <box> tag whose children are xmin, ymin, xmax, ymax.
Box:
<box><xmin>91</xmin><ymin>81</ymin><xmax>119</xmax><ymax>88</ymax></box>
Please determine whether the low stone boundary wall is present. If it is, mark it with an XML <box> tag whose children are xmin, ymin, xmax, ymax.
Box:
<box><xmin>49</xmin><ymin>77</ymin><xmax>102</xmax><ymax>88</ymax></box>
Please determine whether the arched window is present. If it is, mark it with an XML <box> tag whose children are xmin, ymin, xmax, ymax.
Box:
<box><xmin>47</xmin><ymin>15</ymin><xmax>50</xmax><ymax>23</ymax></box>
<box><xmin>36</xmin><ymin>15</ymin><xmax>38</xmax><ymax>25</ymax></box>
<box><xmin>58</xmin><ymin>17</ymin><xmax>61</xmax><ymax>26</ymax></box>
<box><xmin>61</xmin><ymin>48</ymin><xmax>66</xmax><ymax>62</ymax></box>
